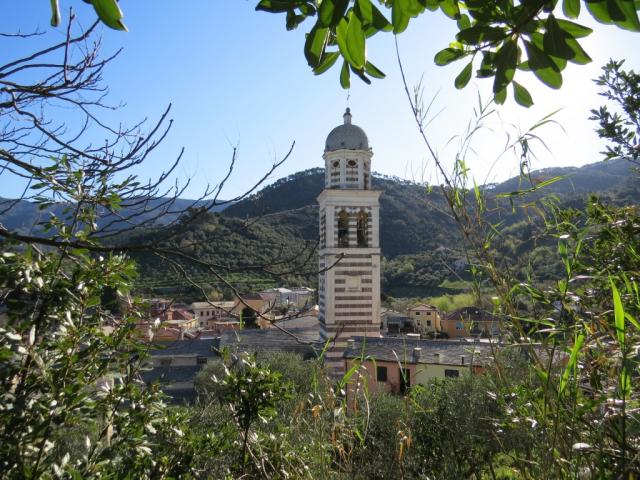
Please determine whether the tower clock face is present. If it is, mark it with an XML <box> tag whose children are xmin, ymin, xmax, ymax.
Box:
<box><xmin>347</xmin><ymin>160</ymin><xmax>357</xmax><ymax>167</ymax></box>
<box><xmin>333</xmin><ymin>160</ymin><xmax>340</xmax><ymax>168</ymax></box>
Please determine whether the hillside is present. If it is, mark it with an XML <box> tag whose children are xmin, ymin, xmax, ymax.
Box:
<box><xmin>0</xmin><ymin>197</ymin><xmax>229</xmax><ymax>236</ymax></box>
<box><xmin>2</xmin><ymin>159</ymin><xmax>637</xmax><ymax>299</ymax></box>
<box><xmin>129</xmin><ymin>159</ymin><xmax>639</xmax><ymax>298</ymax></box>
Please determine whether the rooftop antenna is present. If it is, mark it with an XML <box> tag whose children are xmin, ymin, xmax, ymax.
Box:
<box><xmin>346</xmin><ymin>88</ymin><xmax>350</xmax><ymax>108</ymax></box>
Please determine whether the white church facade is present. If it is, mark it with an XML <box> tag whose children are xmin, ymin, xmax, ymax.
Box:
<box><xmin>318</xmin><ymin>108</ymin><xmax>382</xmax><ymax>375</ymax></box>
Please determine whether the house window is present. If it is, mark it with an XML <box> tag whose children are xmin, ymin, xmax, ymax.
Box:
<box><xmin>200</xmin><ymin>311</ymin><xmax>203</xmax><ymax>317</ymax></box>
<box><xmin>356</xmin><ymin>210</ymin><xmax>369</xmax><ymax>247</ymax></box>
<box><xmin>337</xmin><ymin>210</ymin><xmax>349</xmax><ymax>247</ymax></box>
<box><xmin>415</xmin><ymin>311</ymin><xmax>420</xmax><ymax>316</ymax></box>
<box><xmin>455</xmin><ymin>321</ymin><xmax>464</xmax><ymax>330</ymax></box>
<box><xmin>159</xmin><ymin>358</ymin><xmax>172</xmax><ymax>367</ymax></box>
<box><xmin>199</xmin><ymin>321</ymin><xmax>204</xmax><ymax>327</ymax></box>
<box><xmin>445</xmin><ymin>369</ymin><xmax>460</xmax><ymax>378</ymax></box>
<box><xmin>377</xmin><ymin>366</ymin><xmax>388</xmax><ymax>382</ymax></box>
<box><xmin>197</xmin><ymin>356</ymin><xmax>207</xmax><ymax>365</ymax></box>
<box><xmin>426</xmin><ymin>320</ymin><xmax>431</xmax><ymax>327</ymax></box>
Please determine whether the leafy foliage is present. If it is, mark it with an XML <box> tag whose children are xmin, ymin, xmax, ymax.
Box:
<box><xmin>253</xmin><ymin>0</ymin><xmax>639</xmax><ymax>105</ymax></box>
<box><xmin>591</xmin><ymin>60</ymin><xmax>640</xmax><ymax>164</ymax></box>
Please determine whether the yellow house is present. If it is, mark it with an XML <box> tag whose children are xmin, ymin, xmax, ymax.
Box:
<box><xmin>407</xmin><ymin>304</ymin><xmax>441</xmax><ymax>333</ymax></box>
<box><xmin>343</xmin><ymin>337</ymin><xmax>494</xmax><ymax>401</ymax></box>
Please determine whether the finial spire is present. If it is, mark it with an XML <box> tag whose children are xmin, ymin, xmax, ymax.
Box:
<box><xmin>343</xmin><ymin>107</ymin><xmax>352</xmax><ymax>125</ymax></box>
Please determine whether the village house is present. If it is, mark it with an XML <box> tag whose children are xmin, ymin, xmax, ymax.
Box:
<box><xmin>382</xmin><ymin>310</ymin><xmax>413</xmax><ymax>334</ymax></box>
<box><xmin>407</xmin><ymin>304</ymin><xmax>441</xmax><ymax>333</ymax></box>
<box><xmin>191</xmin><ymin>293</ymin><xmax>270</xmax><ymax>330</ymax></box>
<box><xmin>135</xmin><ymin>299</ymin><xmax>198</xmax><ymax>341</ymax></box>
<box><xmin>140</xmin><ymin>338</ymin><xmax>218</xmax><ymax>402</ymax></box>
<box><xmin>343</xmin><ymin>336</ymin><xmax>495</xmax><ymax>401</ymax></box>
<box><xmin>440</xmin><ymin>306</ymin><xmax>501</xmax><ymax>338</ymax></box>
<box><xmin>191</xmin><ymin>300</ymin><xmax>237</xmax><ymax>328</ymax></box>
<box><xmin>259</xmin><ymin>287</ymin><xmax>316</xmax><ymax>311</ymax></box>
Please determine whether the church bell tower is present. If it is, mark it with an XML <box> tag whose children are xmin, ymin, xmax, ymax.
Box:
<box><xmin>318</xmin><ymin>108</ymin><xmax>381</xmax><ymax>376</ymax></box>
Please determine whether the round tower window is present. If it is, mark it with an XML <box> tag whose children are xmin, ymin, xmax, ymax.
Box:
<box><xmin>332</xmin><ymin>160</ymin><xmax>340</xmax><ymax>168</ymax></box>
<box><xmin>347</xmin><ymin>160</ymin><xmax>357</xmax><ymax>167</ymax></box>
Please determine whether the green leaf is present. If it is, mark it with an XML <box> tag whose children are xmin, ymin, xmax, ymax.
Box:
<box><xmin>555</xmin><ymin>19</ymin><xmax>593</xmax><ymax>37</ymax></box>
<box><xmin>350</xmin><ymin>65</ymin><xmax>372</xmax><ymax>84</ymax></box>
<box><xmin>256</xmin><ymin>0</ymin><xmax>295</xmax><ymax>13</ymax></box>
<box><xmin>286</xmin><ymin>10</ymin><xmax>305</xmax><ymax>30</ymax></box>
<box><xmin>392</xmin><ymin>2</ymin><xmax>411</xmax><ymax>33</ymax></box>
<box><xmin>560</xmin><ymin>332</ymin><xmax>584</xmax><ymax>396</ymax></box>
<box><xmin>304</xmin><ymin>24</ymin><xmax>329</xmax><ymax>66</ymax></box>
<box><xmin>611</xmin><ymin>279</ymin><xmax>625</xmax><ymax>348</ymax></box>
<box><xmin>544</xmin><ymin>15</ymin><xmax>575</xmax><ymax>60</ymax></box>
<box><xmin>439</xmin><ymin>0</ymin><xmax>461</xmax><ymax>19</ymax></box>
<box><xmin>319</xmin><ymin>0</ymin><xmax>335</xmax><ymax>25</ymax></box>
<box><xmin>90</xmin><ymin>0</ymin><xmax>127</xmax><ymax>31</ymax></box>
<box><xmin>524</xmin><ymin>39</ymin><xmax>563</xmax><ymax>89</ymax></box>
<box><xmin>492</xmin><ymin>38</ymin><xmax>518</xmax><ymax>93</ymax></box>
<box><xmin>457</xmin><ymin>25</ymin><xmax>505</xmax><ymax>45</ymax></box>
<box><xmin>355</xmin><ymin>0</ymin><xmax>373</xmax><ymax>25</ymax></box>
<box><xmin>313</xmin><ymin>51</ymin><xmax>340</xmax><ymax>74</ymax></box>
<box><xmin>336</xmin><ymin>17</ymin><xmax>355</xmax><ymax>64</ymax></box>
<box><xmin>565</xmin><ymin>37</ymin><xmax>592</xmax><ymax>64</ymax></box>
<box><xmin>512</xmin><ymin>81</ymin><xmax>533</xmax><ymax>107</ymax></box>
<box><xmin>562</xmin><ymin>0</ymin><xmax>580</xmax><ymax>18</ymax></box>
<box><xmin>364</xmin><ymin>61</ymin><xmax>386</xmax><ymax>78</ymax></box>
<box><xmin>454</xmin><ymin>61</ymin><xmax>473</xmax><ymax>89</ymax></box>
<box><xmin>319</xmin><ymin>0</ymin><xmax>349</xmax><ymax>26</ymax></box>
<box><xmin>340</xmin><ymin>60</ymin><xmax>351</xmax><ymax>88</ymax></box>
<box><xmin>434</xmin><ymin>47</ymin><xmax>466</xmax><ymax>66</ymax></box>
<box><xmin>396</xmin><ymin>0</ymin><xmax>425</xmax><ymax>16</ymax></box>
<box><xmin>456</xmin><ymin>13</ymin><xmax>470</xmax><ymax>30</ymax></box>
<box><xmin>50</xmin><ymin>0</ymin><xmax>61</xmax><ymax>27</ymax></box>
<box><xmin>371</xmin><ymin>3</ymin><xmax>393</xmax><ymax>31</ymax></box>
<box><xmin>494</xmin><ymin>87</ymin><xmax>507</xmax><ymax>104</ymax></box>
<box><xmin>346</xmin><ymin>10</ymin><xmax>367</xmax><ymax>68</ymax></box>
<box><xmin>586</xmin><ymin>0</ymin><xmax>640</xmax><ymax>32</ymax></box>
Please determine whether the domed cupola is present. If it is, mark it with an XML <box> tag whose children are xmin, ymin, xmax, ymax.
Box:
<box><xmin>323</xmin><ymin>108</ymin><xmax>373</xmax><ymax>190</ymax></box>
<box><xmin>325</xmin><ymin>108</ymin><xmax>370</xmax><ymax>152</ymax></box>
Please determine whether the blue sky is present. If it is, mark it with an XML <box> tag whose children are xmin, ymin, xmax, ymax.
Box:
<box><xmin>2</xmin><ymin>1</ymin><xmax>639</xmax><ymax>200</ymax></box>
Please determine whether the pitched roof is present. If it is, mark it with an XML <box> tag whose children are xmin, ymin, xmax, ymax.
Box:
<box><xmin>219</xmin><ymin>328</ymin><xmax>322</xmax><ymax>359</ymax></box>
<box><xmin>148</xmin><ymin>338</ymin><xmax>219</xmax><ymax>358</ymax></box>
<box><xmin>408</xmin><ymin>304</ymin><xmax>438</xmax><ymax>311</ymax></box>
<box><xmin>191</xmin><ymin>301</ymin><xmax>237</xmax><ymax>310</ymax></box>
<box><xmin>443</xmin><ymin>306</ymin><xmax>497</xmax><ymax>322</ymax></box>
<box><xmin>240</xmin><ymin>293</ymin><xmax>265</xmax><ymax>301</ymax></box>
<box><xmin>343</xmin><ymin>336</ymin><xmax>496</xmax><ymax>366</ymax></box>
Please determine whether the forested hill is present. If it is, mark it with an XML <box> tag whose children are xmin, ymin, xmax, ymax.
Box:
<box><xmin>3</xmin><ymin>159</ymin><xmax>637</xmax><ymax>299</ymax></box>
<box><xmin>223</xmin><ymin>168</ymin><xmax>456</xmax><ymax>258</ymax></box>
<box><xmin>222</xmin><ymin>159</ymin><xmax>639</xmax><ymax>256</ymax></box>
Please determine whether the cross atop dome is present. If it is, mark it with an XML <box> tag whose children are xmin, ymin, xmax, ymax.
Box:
<box><xmin>343</xmin><ymin>107</ymin><xmax>352</xmax><ymax>124</ymax></box>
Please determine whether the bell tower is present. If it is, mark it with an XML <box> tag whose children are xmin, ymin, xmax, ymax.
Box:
<box><xmin>318</xmin><ymin>108</ymin><xmax>382</xmax><ymax>376</ymax></box>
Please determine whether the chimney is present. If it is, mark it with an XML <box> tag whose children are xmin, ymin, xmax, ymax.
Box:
<box><xmin>413</xmin><ymin>347</ymin><xmax>422</xmax><ymax>361</ymax></box>
<box><xmin>433</xmin><ymin>352</ymin><xmax>440</xmax><ymax>363</ymax></box>
<box><xmin>460</xmin><ymin>355</ymin><xmax>465</xmax><ymax>365</ymax></box>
